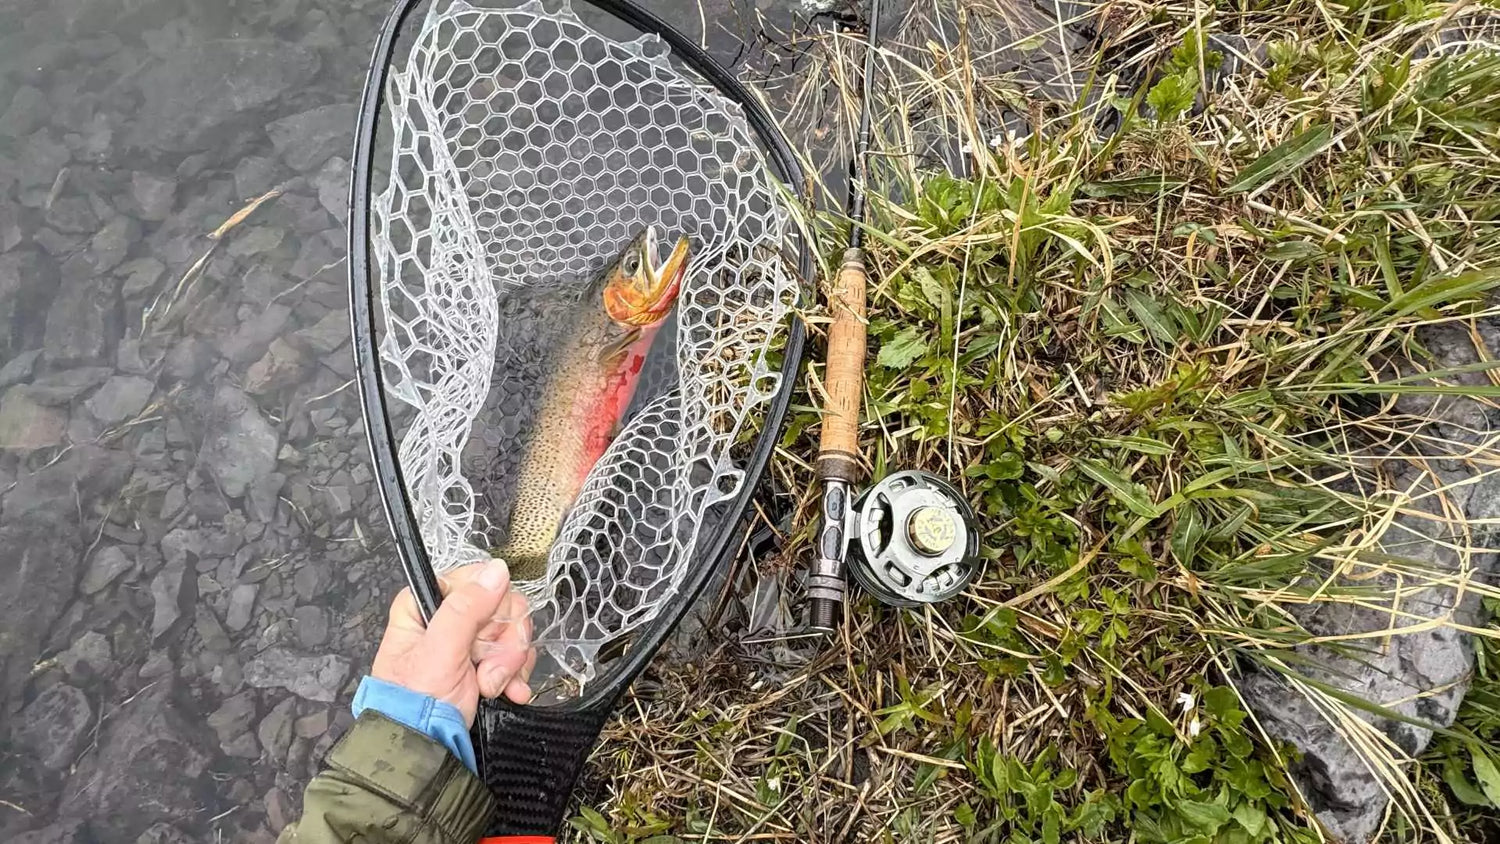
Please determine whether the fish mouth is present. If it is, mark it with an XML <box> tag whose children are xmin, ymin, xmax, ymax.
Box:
<box><xmin>606</xmin><ymin>230</ymin><xmax>689</xmax><ymax>327</ymax></box>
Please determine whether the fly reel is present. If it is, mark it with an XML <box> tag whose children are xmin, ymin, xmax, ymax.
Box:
<box><xmin>846</xmin><ymin>471</ymin><xmax>981</xmax><ymax>607</ymax></box>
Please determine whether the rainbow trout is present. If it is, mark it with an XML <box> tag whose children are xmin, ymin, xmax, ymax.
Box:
<box><xmin>497</xmin><ymin>226</ymin><xmax>690</xmax><ymax>578</ymax></box>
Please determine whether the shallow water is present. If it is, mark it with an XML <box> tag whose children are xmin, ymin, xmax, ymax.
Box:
<box><xmin>0</xmin><ymin>0</ymin><xmax>822</xmax><ymax>840</ymax></box>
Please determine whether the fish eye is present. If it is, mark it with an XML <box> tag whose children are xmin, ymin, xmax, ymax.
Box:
<box><xmin>622</xmin><ymin>253</ymin><xmax>640</xmax><ymax>276</ymax></box>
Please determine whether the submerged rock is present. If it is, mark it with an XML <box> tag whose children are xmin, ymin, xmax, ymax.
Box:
<box><xmin>59</xmin><ymin>683</ymin><xmax>209</xmax><ymax>838</ymax></box>
<box><xmin>12</xmin><ymin>683</ymin><xmax>93</xmax><ymax>771</ymax></box>
<box><xmin>243</xmin><ymin>648</ymin><xmax>350</xmax><ymax>703</ymax></box>
<box><xmin>85</xmin><ymin>375</ymin><xmax>154</xmax><ymax>425</ymax></box>
<box><xmin>130</xmin><ymin>41</ymin><xmax>321</xmax><ymax>152</ymax></box>
<box><xmin>81</xmin><ymin>546</ymin><xmax>134</xmax><ymax>595</ymax></box>
<box><xmin>0</xmin><ymin>387</ymin><xmax>67</xmax><ymax>451</ymax></box>
<box><xmin>199</xmin><ymin>386</ymin><xmax>279</xmax><ymax>499</ymax></box>
<box><xmin>267</xmin><ymin>104</ymin><xmax>357</xmax><ymax>173</ymax></box>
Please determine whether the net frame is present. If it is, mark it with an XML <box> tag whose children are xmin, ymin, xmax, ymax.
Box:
<box><xmin>349</xmin><ymin>0</ymin><xmax>808</xmax><ymax>829</ymax></box>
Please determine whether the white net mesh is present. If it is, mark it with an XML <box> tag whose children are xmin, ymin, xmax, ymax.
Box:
<box><xmin>371</xmin><ymin>0</ymin><xmax>797</xmax><ymax>682</ymax></box>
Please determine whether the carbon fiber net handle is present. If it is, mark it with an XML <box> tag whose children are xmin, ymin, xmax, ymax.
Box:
<box><xmin>472</xmin><ymin>696</ymin><xmax>619</xmax><ymax>836</ymax></box>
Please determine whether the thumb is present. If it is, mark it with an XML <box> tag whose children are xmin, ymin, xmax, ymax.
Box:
<box><xmin>422</xmin><ymin>559</ymin><xmax>511</xmax><ymax>663</ymax></box>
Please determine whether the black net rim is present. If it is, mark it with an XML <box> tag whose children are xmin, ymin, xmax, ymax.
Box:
<box><xmin>347</xmin><ymin>0</ymin><xmax>811</xmax><ymax>713</ymax></box>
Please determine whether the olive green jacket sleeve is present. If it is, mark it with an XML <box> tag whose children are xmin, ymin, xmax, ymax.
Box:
<box><xmin>277</xmin><ymin>711</ymin><xmax>496</xmax><ymax>844</ymax></box>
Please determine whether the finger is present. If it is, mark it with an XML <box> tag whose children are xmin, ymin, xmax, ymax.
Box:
<box><xmin>475</xmin><ymin>591</ymin><xmax>530</xmax><ymax>641</ymax></box>
<box><xmin>422</xmin><ymin>559</ymin><xmax>511</xmax><ymax>664</ymax></box>
<box><xmin>476</xmin><ymin>646</ymin><xmax>529</xmax><ymax>698</ymax></box>
<box><xmin>503</xmin><ymin>675</ymin><xmax>532</xmax><ymax>705</ymax></box>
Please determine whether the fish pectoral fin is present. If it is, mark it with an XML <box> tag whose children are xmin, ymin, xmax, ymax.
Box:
<box><xmin>597</xmin><ymin>328</ymin><xmax>642</xmax><ymax>366</ymax></box>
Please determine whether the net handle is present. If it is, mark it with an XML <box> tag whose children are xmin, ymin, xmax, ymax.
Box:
<box><xmin>349</xmin><ymin>0</ymin><xmax>813</xmax><ymax>701</ymax></box>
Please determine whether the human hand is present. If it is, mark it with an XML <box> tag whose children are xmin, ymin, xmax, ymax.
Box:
<box><xmin>371</xmin><ymin>559</ymin><xmax>536</xmax><ymax>725</ymax></box>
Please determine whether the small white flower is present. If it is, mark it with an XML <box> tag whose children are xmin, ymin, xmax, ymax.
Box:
<box><xmin>1177</xmin><ymin>691</ymin><xmax>1196</xmax><ymax>713</ymax></box>
<box><xmin>1188</xmin><ymin>717</ymin><xmax>1202</xmax><ymax>738</ymax></box>
<box><xmin>959</xmin><ymin>143</ymin><xmax>974</xmax><ymax>155</ymax></box>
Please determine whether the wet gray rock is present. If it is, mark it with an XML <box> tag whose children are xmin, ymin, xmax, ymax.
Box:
<box><xmin>81</xmin><ymin>546</ymin><xmax>134</xmax><ymax>594</ymax></box>
<box><xmin>222</xmin><ymin>303</ymin><xmax>292</xmax><ymax>364</ymax></box>
<box><xmin>12</xmin><ymin>821</ymin><xmax>86</xmax><ymax>844</ymax></box>
<box><xmin>1241</xmin><ymin>318</ymin><xmax>1500</xmax><ymax>843</ymax></box>
<box><xmin>17</xmin><ymin>130</ymin><xmax>70</xmax><ymax>189</ymax></box>
<box><xmin>0</xmin><ymin>520</ymin><xmax>83</xmax><ymax>701</ymax></box>
<box><xmin>118</xmin><ymin>256</ymin><xmax>166</xmax><ymax>300</ymax></box>
<box><xmin>200</xmin><ymin>386</ymin><xmax>279</xmax><ymax>498</ymax></box>
<box><xmin>130</xmin><ymin>41</ymin><xmax>321</xmax><ymax>152</ymax></box>
<box><xmin>131</xmin><ymin>172</ymin><xmax>177</xmax><ymax>222</ymax></box>
<box><xmin>234</xmin><ymin>156</ymin><xmax>282</xmax><ymax>201</ymax></box>
<box><xmin>0</xmin><ymin>84</ymin><xmax>47</xmax><ymax>138</ymax></box>
<box><xmin>27</xmin><ymin>367</ymin><xmax>112</xmax><ymax>405</ymax></box>
<box><xmin>149</xmin><ymin>557</ymin><xmax>190</xmax><ymax>640</ymax></box>
<box><xmin>257</xmin><ymin>697</ymin><xmax>297</xmax><ymax>762</ymax></box>
<box><xmin>86</xmin><ymin>216</ymin><xmax>138</xmax><ymax>274</ymax></box>
<box><xmin>267</xmin><ymin>104</ymin><xmax>357</xmax><ymax>173</ymax></box>
<box><xmin>0</xmin><ymin>387</ymin><xmax>67</xmax><ymax>451</ymax></box>
<box><xmin>226</xmin><ymin>583</ymin><xmax>259</xmax><ymax>632</ymax></box>
<box><xmin>243</xmin><ymin>648</ymin><xmax>350</xmax><ymax>703</ymax></box>
<box><xmin>264</xmin><ymin>787</ymin><xmax>294</xmax><ymax>833</ymax></box>
<box><xmin>135</xmin><ymin>823</ymin><xmax>194</xmax><ymax>844</ymax></box>
<box><xmin>292</xmin><ymin>605</ymin><xmax>330</xmax><ymax>648</ymax></box>
<box><xmin>206</xmin><ymin>690</ymin><xmax>256</xmax><ymax>750</ymax></box>
<box><xmin>60</xmin><ymin>683</ymin><xmax>209</xmax><ymax>837</ymax></box>
<box><xmin>295</xmin><ymin>310</ymin><xmax>349</xmax><ymax>355</ymax></box>
<box><xmin>43</xmin><ymin>278</ymin><xmax>115</xmax><ymax>366</ymax></box>
<box><xmin>12</xmin><ymin>683</ymin><xmax>92</xmax><ymax>771</ymax></box>
<box><xmin>245</xmin><ymin>338</ymin><xmax>307</xmax><ymax>395</ymax></box>
<box><xmin>314</xmin><ymin>156</ymin><xmax>350</xmax><ymax>226</ymax></box>
<box><xmin>45</xmin><ymin>197</ymin><xmax>99</xmax><ymax>234</ymax></box>
<box><xmin>85</xmin><ymin>375</ymin><xmax>154</xmax><ymax>425</ymax></box>
<box><xmin>294</xmin><ymin>709</ymin><xmax>330</xmax><ymax>740</ymax></box>
<box><xmin>227</xmin><ymin>225</ymin><xmax>286</xmax><ymax>259</ymax></box>
<box><xmin>59</xmin><ymin>631</ymin><xmax>112</xmax><ymax>678</ymax></box>
<box><xmin>0</xmin><ymin>349</ymin><xmax>41</xmax><ymax>389</ymax></box>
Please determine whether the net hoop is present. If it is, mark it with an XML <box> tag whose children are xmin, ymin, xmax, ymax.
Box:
<box><xmin>348</xmin><ymin>0</ymin><xmax>810</xmax><ymax>712</ymax></box>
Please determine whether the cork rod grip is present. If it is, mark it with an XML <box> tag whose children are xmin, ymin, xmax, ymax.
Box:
<box><xmin>818</xmin><ymin>248</ymin><xmax>868</xmax><ymax>461</ymax></box>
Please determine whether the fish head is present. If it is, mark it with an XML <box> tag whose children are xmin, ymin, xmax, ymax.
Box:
<box><xmin>601</xmin><ymin>226</ymin><xmax>689</xmax><ymax>328</ymax></box>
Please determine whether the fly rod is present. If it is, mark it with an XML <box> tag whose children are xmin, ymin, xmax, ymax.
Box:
<box><xmin>808</xmin><ymin>0</ymin><xmax>882</xmax><ymax>632</ymax></box>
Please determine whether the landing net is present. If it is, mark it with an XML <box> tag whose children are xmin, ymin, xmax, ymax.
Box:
<box><xmin>370</xmin><ymin>0</ymin><xmax>797</xmax><ymax>682</ymax></box>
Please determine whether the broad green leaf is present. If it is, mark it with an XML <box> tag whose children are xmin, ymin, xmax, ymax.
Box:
<box><xmin>1231</xmin><ymin>801</ymin><xmax>1268</xmax><ymax>836</ymax></box>
<box><xmin>1099</xmin><ymin>295</ymin><xmax>1146</xmax><ymax>343</ymax></box>
<box><xmin>1076</xmin><ymin>458</ymin><xmax>1157</xmax><ymax>518</ymax></box>
<box><xmin>1264</xmin><ymin>240</ymin><xmax>1326</xmax><ymax>262</ymax></box>
<box><xmin>1123</xmin><ymin>289</ymin><xmax>1180</xmax><ymax>346</ymax></box>
<box><xmin>1147</xmin><ymin>71</ymin><xmax>1199</xmax><ymax>122</ymax></box>
<box><xmin>1472</xmin><ymin>748</ymin><xmax>1500</xmax><ymax>807</ymax></box>
<box><xmin>1442</xmin><ymin>755</ymin><xmax>1492</xmax><ymax>807</ymax></box>
<box><xmin>876</xmin><ymin>326</ymin><xmax>927</xmax><ymax>368</ymax></box>
<box><xmin>1225</xmin><ymin>124</ymin><xmax>1334</xmax><ymax>194</ymax></box>
<box><xmin>1174</xmin><ymin>798</ymin><xmax>1231</xmax><ymax>833</ymax></box>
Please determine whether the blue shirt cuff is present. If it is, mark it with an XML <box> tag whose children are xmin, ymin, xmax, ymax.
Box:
<box><xmin>351</xmin><ymin>676</ymin><xmax>478</xmax><ymax>774</ymax></box>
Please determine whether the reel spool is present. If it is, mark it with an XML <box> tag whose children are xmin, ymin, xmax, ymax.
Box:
<box><xmin>847</xmin><ymin>471</ymin><xmax>981</xmax><ymax>607</ymax></box>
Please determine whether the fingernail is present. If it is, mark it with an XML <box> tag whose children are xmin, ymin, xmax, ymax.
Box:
<box><xmin>478</xmin><ymin>559</ymin><xmax>509</xmax><ymax>592</ymax></box>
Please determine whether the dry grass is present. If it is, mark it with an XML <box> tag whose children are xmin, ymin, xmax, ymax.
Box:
<box><xmin>571</xmin><ymin>1</ymin><xmax>1500</xmax><ymax>842</ymax></box>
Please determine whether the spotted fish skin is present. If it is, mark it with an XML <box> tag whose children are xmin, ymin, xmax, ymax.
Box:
<box><xmin>497</xmin><ymin>228</ymin><xmax>689</xmax><ymax>579</ymax></box>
